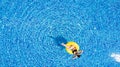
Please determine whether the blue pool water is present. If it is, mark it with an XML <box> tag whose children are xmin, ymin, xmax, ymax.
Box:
<box><xmin>0</xmin><ymin>0</ymin><xmax>120</xmax><ymax>67</ymax></box>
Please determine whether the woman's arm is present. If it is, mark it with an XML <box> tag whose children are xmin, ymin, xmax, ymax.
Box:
<box><xmin>78</xmin><ymin>50</ymin><xmax>83</xmax><ymax>55</ymax></box>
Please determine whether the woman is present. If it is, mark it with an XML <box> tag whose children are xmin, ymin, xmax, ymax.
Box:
<box><xmin>61</xmin><ymin>43</ymin><xmax>83</xmax><ymax>59</ymax></box>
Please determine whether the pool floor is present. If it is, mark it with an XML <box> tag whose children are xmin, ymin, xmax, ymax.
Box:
<box><xmin>0</xmin><ymin>0</ymin><xmax>120</xmax><ymax>67</ymax></box>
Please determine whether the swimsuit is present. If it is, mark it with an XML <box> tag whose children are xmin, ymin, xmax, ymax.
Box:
<box><xmin>72</xmin><ymin>49</ymin><xmax>77</xmax><ymax>53</ymax></box>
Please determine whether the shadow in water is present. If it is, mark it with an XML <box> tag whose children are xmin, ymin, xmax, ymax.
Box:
<box><xmin>48</xmin><ymin>36</ymin><xmax>67</xmax><ymax>49</ymax></box>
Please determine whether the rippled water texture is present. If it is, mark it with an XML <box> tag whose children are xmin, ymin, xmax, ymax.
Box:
<box><xmin>0</xmin><ymin>0</ymin><xmax>120</xmax><ymax>67</ymax></box>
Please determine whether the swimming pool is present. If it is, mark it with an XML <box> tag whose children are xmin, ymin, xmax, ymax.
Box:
<box><xmin>0</xmin><ymin>0</ymin><xmax>120</xmax><ymax>67</ymax></box>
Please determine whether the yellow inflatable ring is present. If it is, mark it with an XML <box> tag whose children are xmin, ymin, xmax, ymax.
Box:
<box><xmin>65</xmin><ymin>42</ymin><xmax>79</xmax><ymax>54</ymax></box>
